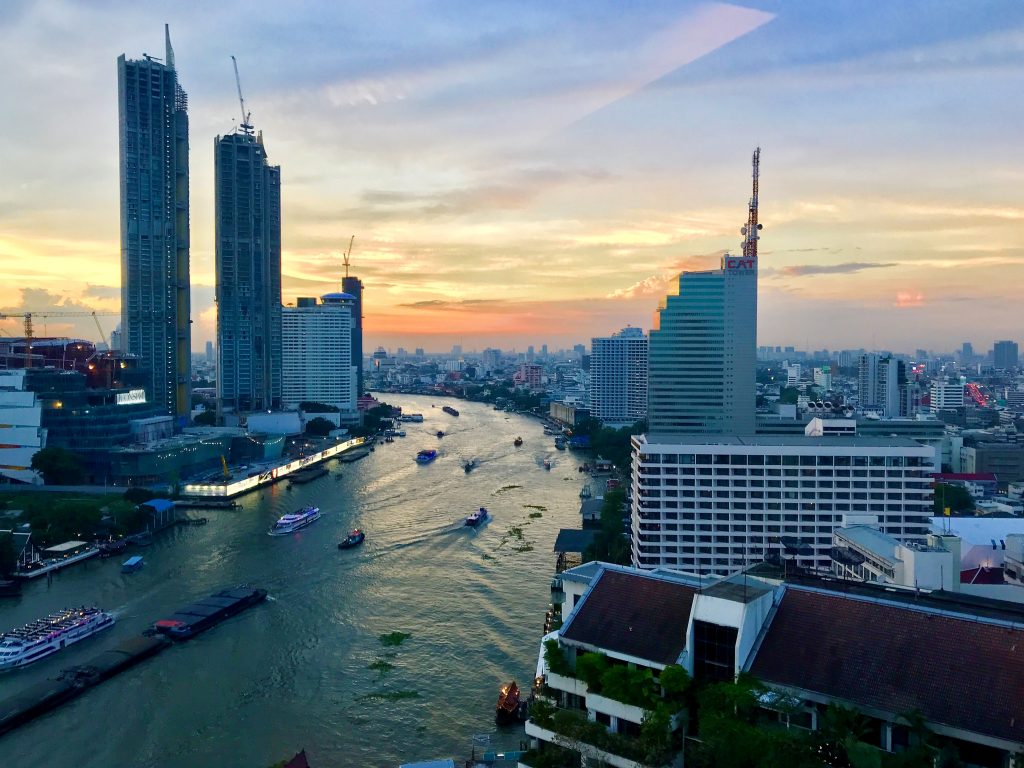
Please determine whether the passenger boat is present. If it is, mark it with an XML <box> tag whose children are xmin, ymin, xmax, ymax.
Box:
<box><xmin>121</xmin><ymin>556</ymin><xmax>144</xmax><ymax>574</ymax></box>
<box><xmin>268</xmin><ymin>506</ymin><xmax>321</xmax><ymax>535</ymax></box>
<box><xmin>338</xmin><ymin>529</ymin><xmax>365</xmax><ymax>549</ymax></box>
<box><xmin>580</xmin><ymin>485</ymin><xmax>592</xmax><ymax>499</ymax></box>
<box><xmin>98</xmin><ymin>539</ymin><xmax>127</xmax><ymax>558</ymax></box>
<box><xmin>465</xmin><ymin>507</ymin><xmax>489</xmax><ymax>527</ymax></box>
<box><xmin>416</xmin><ymin>449</ymin><xmax>438</xmax><ymax>464</ymax></box>
<box><xmin>495</xmin><ymin>680</ymin><xmax>527</xmax><ymax>725</ymax></box>
<box><xmin>513</xmin><ymin>437</ymin><xmax>523</xmax><ymax>447</ymax></box>
<box><xmin>153</xmin><ymin>585</ymin><xmax>267</xmax><ymax>641</ymax></box>
<box><xmin>442</xmin><ymin>406</ymin><xmax>460</xmax><ymax>417</ymax></box>
<box><xmin>0</xmin><ymin>607</ymin><xmax>115</xmax><ymax>670</ymax></box>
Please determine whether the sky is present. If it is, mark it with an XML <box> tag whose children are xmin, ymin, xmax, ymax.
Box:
<box><xmin>1</xmin><ymin>0</ymin><xmax>1022</xmax><ymax>354</ymax></box>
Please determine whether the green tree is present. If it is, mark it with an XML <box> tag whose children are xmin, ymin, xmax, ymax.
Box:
<box><xmin>584</xmin><ymin>487</ymin><xmax>631</xmax><ymax>565</ymax></box>
<box><xmin>193</xmin><ymin>409</ymin><xmax>217</xmax><ymax>426</ymax></box>
<box><xmin>305</xmin><ymin>417</ymin><xmax>335</xmax><ymax>437</ymax></box>
<box><xmin>933</xmin><ymin>484</ymin><xmax>973</xmax><ymax>515</ymax></box>
<box><xmin>575</xmin><ymin>652</ymin><xmax>609</xmax><ymax>691</ymax></box>
<box><xmin>31</xmin><ymin>447</ymin><xmax>86</xmax><ymax>485</ymax></box>
<box><xmin>658</xmin><ymin>664</ymin><xmax>692</xmax><ymax>705</ymax></box>
<box><xmin>779</xmin><ymin>386</ymin><xmax>801</xmax><ymax>405</ymax></box>
<box><xmin>0</xmin><ymin>531</ymin><xmax>17</xmax><ymax>576</ymax></box>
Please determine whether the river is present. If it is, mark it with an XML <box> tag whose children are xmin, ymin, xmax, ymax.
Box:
<box><xmin>0</xmin><ymin>396</ymin><xmax>585</xmax><ymax>767</ymax></box>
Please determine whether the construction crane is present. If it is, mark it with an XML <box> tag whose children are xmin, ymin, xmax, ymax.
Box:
<box><xmin>343</xmin><ymin>235</ymin><xmax>355</xmax><ymax>278</ymax></box>
<box><xmin>91</xmin><ymin>311</ymin><xmax>109</xmax><ymax>348</ymax></box>
<box><xmin>0</xmin><ymin>310</ymin><xmax>119</xmax><ymax>368</ymax></box>
<box><xmin>740</xmin><ymin>146</ymin><xmax>762</xmax><ymax>260</ymax></box>
<box><xmin>231</xmin><ymin>55</ymin><xmax>253</xmax><ymax>135</ymax></box>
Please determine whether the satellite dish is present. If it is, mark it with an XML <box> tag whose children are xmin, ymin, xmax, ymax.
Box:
<box><xmin>757</xmin><ymin>224</ymin><xmax>764</xmax><ymax>230</ymax></box>
<box><xmin>740</xmin><ymin>226</ymin><xmax>747</xmax><ymax>235</ymax></box>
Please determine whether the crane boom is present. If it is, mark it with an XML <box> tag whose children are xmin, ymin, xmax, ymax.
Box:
<box><xmin>231</xmin><ymin>55</ymin><xmax>252</xmax><ymax>134</ymax></box>
<box><xmin>0</xmin><ymin>310</ymin><xmax>119</xmax><ymax>368</ymax></box>
<box><xmin>343</xmin><ymin>235</ymin><xmax>355</xmax><ymax>278</ymax></box>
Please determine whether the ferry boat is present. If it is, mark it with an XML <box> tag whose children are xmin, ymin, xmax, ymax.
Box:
<box><xmin>442</xmin><ymin>406</ymin><xmax>460</xmax><ymax>417</ymax></box>
<box><xmin>121</xmin><ymin>556</ymin><xmax>144</xmax><ymax>574</ymax></box>
<box><xmin>268</xmin><ymin>505</ymin><xmax>321</xmax><ymax>535</ymax></box>
<box><xmin>465</xmin><ymin>507</ymin><xmax>489</xmax><ymax>527</ymax></box>
<box><xmin>338</xmin><ymin>529</ymin><xmax>365</xmax><ymax>549</ymax></box>
<box><xmin>416</xmin><ymin>449</ymin><xmax>438</xmax><ymax>464</ymax></box>
<box><xmin>154</xmin><ymin>585</ymin><xmax>267</xmax><ymax>641</ymax></box>
<box><xmin>0</xmin><ymin>607</ymin><xmax>115</xmax><ymax>670</ymax></box>
<box><xmin>513</xmin><ymin>437</ymin><xmax>523</xmax><ymax>447</ymax></box>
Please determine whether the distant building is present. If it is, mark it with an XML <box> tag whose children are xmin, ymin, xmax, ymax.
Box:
<box><xmin>205</xmin><ymin>340</ymin><xmax>214</xmax><ymax>363</ymax></box>
<box><xmin>342</xmin><ymin>273</ymin><xmax>364</xmax><ymax>396</ymax></box>
<box><xmin>858</xmin><ymin>354</ymin><xmax>905</xmax><ymax>417</ymax></box>
<box><xmin>0</xmin><ymin>370</ymin><xmax>45</xmax><ymax>484</ymax></box>
<box><xmin>281</xmin><ymin>294</ymin><xmax>357</xmax><ymax>421</ymax></box>
<box><xmin>930</xmin><ymin>380</ymin><xmax>965</xmax><ymax>413</ymax></box>
<box><xmin>214</xmin><ymin>128</ymin><xmax>282</xmax><ymax>413</ymax></box>
<box><xmin>589</xmin><ymin>327</ymin><xmax>647</xmax><ymax>426</ymax></box>
<box><xmin>118</xmin><ymin>26</ymin><xmax>191</xmax><ymax>420</ymax></box>
<box><xmin>647</xmin><ymin>252</ymin><xmax>757</xmax><ymax>435</ymax></box>
<box><xmin>813</xmin><ymin>365</ymin><xmax>832</xmax><ymax>390</ymax></box>
<box><xmin>514</xmin><ymin>363</ymin><xmax>543</xmax><ymax>390</ymax></box>
<box><xmin>993</xmin><ymin>340</ymin><xmax>1019</xmax><ymax>370</ymax></box>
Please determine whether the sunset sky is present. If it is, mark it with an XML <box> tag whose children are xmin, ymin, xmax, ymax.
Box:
<box><xmin>1</xmin><ymin>0</ymin><xmax>1022</xmax><ymax>354</ymax></box>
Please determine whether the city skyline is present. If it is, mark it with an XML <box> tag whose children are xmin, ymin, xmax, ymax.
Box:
<box><xmin>2</xmin><ymin>1</ymin><xmax>1023</xmax><ymax>352</ymax></box>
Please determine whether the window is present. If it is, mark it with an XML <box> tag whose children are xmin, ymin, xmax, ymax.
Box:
<box><xmin>693</xmin><ymin>620</ymin><xmax>738</xmax><ymax>683</ymax></box>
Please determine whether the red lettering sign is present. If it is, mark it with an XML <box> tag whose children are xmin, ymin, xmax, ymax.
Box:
<box><xmin>726</xmin><ymin>258</ymin><xmax>756</xmax><ymax>270</ymax></box>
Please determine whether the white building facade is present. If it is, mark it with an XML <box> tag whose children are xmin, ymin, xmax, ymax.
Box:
<box><xmin>0</xmin><ymin>370</ymin><xmax>45</xmax><ymax>484</ymax></box>
<box><xmin>589</xmin><ymin>327</ymin><xmax>648</xmax><ymax>427</ymax></box>
<box><xmin>630</xmin><ymin>434</ymin><xmax>935</xmax><ymax>574</ymax></box>
<box><xmin>281</xmin><ymin>293</ymin><xmax>357</xmax><ymax>420</ymax></box>
<box><xmin>930</xmin><ymin>380</ymin><xmax>965</xmax><ymax>412</ymax></box>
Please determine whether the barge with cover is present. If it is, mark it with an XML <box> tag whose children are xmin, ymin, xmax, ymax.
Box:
<box><xmin>154</xmin><ymin>585</ymin><xmax>267</xmax><ymax>640</ymax></box>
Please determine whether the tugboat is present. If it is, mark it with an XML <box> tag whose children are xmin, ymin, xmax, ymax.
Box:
<box><xmin>268</xmin><ymin>505</ymin><xmax>321</xmax><ymax>535</ymax></box>
<box><xmin>416</xmin><ymin>449</ymin><xmax>438</xmax><ymax>464</ymax></box>
<box><xmin>465</xmin><ymin>507</ymin><xmax>489</xmax><ymax>527</ymax></box>
<box><xmin>513</xmin><ymin>436</ymin><xmax>523</xmax><ymax>447</ymax></box>
<box><xmin>495</xmin><ymin>680</ymin><xmax>528</xmax><ymax>725</ymax></box>
<box><xmin>338</xmin><ymin>529</ymin><xmax>365</xmax><ymax>549</ymax></box>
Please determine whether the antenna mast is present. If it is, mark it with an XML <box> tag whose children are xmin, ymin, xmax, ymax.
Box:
<box><xmin>343</xmin><ymin>235</ymin><xmax>355</xmax><ymax>279</ymax></box>
<box><xmin>740</xmin><ymin>146</ymin><xmax>762</xmax><ymax>260</ymax></box>
<box><xmin>231</xmin><ymin>55</ymin><xmax>253</xmax><ymax>134</ymax></box>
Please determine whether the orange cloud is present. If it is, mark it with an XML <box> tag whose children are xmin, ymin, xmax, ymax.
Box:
<box><xmin>894</xmin><ymin>291</ymin><xmax>925</xmax><ymax>308</ymax></box>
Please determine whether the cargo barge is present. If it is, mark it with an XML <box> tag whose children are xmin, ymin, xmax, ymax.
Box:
<box><xmin>154</xmin><ymin>585</ymin><xmax>267</xmax><ymax>640</ymax></box>
<box><xmin>288</xmin><ymin>465</ymin><xmax>328</xmax><ymax>485</ymax></box>
<box><xmin>442</xmin><ymin>406</ymin><xmax>460</xmax><ymax>417</ymax></box>
<box><xmin>0</xmin><ymin>634</ymin><xmax>171</xmax><ymax>737</ymax></box>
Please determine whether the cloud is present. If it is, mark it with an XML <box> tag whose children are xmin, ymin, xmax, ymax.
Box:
<box><xmin>775</xmin><ymin>261</ymin><xmax>898</xmax><ymax>277</ymax></box>
<box><xmin>607</xmin><ymin>252</ymin><xmax>724</xmax><ymax>298</ymax></box>
<box><xmin>894</xmin><ymin>291</ymin><xmax>925</xmax><ymax>308</ymax></box>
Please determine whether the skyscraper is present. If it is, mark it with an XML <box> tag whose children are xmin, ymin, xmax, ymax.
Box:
<box><xmin>993</xmin><ymin>340</ymin><xmax>1019</xmax><ymax>370</ymax></box>
<box><xmin>342</xmin><ymin>274</ymin><xmax>364</xmax><ymax>397</ymax></box>
<box><xmin>214</xmin><ymin>126</ymin><xmax>282</xmax><ymax>413</ymax></box>
<box><xmin>858</xmin><ymin>353</ymin><xmax>905</xmax><ymax>417</ymax></box>
<box><xmin>590</xmin><ymin>327</ymin><xmax>648</xmax><ymax>426</ymax></box>
<box><xmin>281</xmin><ymin>294</ymin><xmax>357</xmax><ymax>419</ymax></box>
<box><xmin>118</xmin><ymin>25</ymin><xmax>191</xmax><ymax>421</ymax></box>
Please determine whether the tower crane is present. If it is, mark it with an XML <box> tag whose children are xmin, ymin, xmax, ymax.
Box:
<box><xmin>740</xmin><ymin>146</ymin><xmax>762</xmax><ymax>260</ymax></box>
<box><xmin>0</xmin><ymin>311</ymin><xmax>119</xmax><ymax>368</ymax></box>
<box><xmin>231</xmin><ymin>55</ymin><xmax>253</xmax><ymax>134</ymax></box>
<box><xmin>343</xmin><ymin>235</ymin><xmax>355</xmax><ymax>279</ymax></box>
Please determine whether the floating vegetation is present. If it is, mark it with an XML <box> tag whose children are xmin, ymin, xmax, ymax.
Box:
<box><xmin>379</xmin><ymin>631</ymin><xmax>412</xmax><ymax>647</ymax></box>
<box><xmin>496</xmin><ymin>484</ymin><xmax>523</xmax><ymax>494</ymax></box>
<box><xmin>528</xmin><ymin>512</ymin><xmax>543</xmax><ymax>519</ymax></box>
<box><xmin>507</xmin><ymin>525</ymin><xmax>525</xmax><ymax>539</ymax></box>
<box><xmin>523</xmin><ymin>504</ymin><xmax>547</xmax><ymax>511</ymax></box>
<box><xmin>359</xmin><ymin>690</ymin><xmax>421</xmax><ymax>702</ymax></box>
<box><xmin>512</xmin><ymin>543</ymin><xmax>534</xmax><ymax>553</ymax></box>
<box><xmin>481</xmin><ymin>553</ymin><xmax>496</xmax><ymax>561</ymax></box>
<box><xmin>368</xmin><ymin>660</ymin><xmax>395</xmax><ymax>675</ymax></box>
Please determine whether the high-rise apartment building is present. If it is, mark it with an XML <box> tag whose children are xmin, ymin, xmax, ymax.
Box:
<box><xmin>646</xmin><ymin>253</ymin><xmax>757</xmax><ymax>434</ymax></box>
<box><xmin>281</xmin><ymin>294</ymin><xmax>357</xmax><ymax>419</ymax></box>
<box><xmin>214</xmin><ymin>128</ymin><xmax>282</xmax><ymax>413</ymax></box>
<box><xmin>630</xmin><ymin>434</ymin><xmax>935</xmax><ymax>574</ymax></box>
<box><xmin>993</xmin><ymin>340</ymin><xmax>1019</xmax><ymax>370</ymax></box>
<box><xmin>341</xmin><ymin>274</ymin><xmax>364</xmax><ymax>397</ymax></box>
<box><xmin>589</xmin><ymin>327</ymin><xmax>648</xmax><ymax>426</ymax></box>
<box><xmin>858</xmin><ymin>354</ymin><xmax>905</xmax><ymax>418</ymax></box>
<box><xmin>118</xmin><ymin>26</ymin><xmax>191</xmax><ymax>421</ymax></box>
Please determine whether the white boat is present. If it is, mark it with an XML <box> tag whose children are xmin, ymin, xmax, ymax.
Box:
<box><xmin>268</xmin><ymin>505</ymin><xmax>322</xmax><ymax>535</ymax></box>
<box><xmin>0</xmin><ymin>607</ymin><xmax>115</xmax><ymax>670</ymax></box>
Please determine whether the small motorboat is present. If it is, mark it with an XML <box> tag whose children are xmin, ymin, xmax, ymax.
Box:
<box><xmin>416</xmin><ymin>449</ymin><xmax>438</xmax><ymax>464</ymax></box>
<box><xmin>436</xmin><ymin>430</ymin><xmax>445</xmax><ymax>439</ymax></box>
<box><xmin>463</xmin><ymin>459</ymin><xmax>477</xmax><ymax>473</ymax></box>
<box><xmin>121</xmin><ymin>555</ymin><xmax>144</xmax><ymax>574</ymax></box>
<box><xmin>465</xmin><ymin>507</ymin><xmax>489</xmax><ymax>527</ymax></box>
<box><xmin>495</xmin><ymin>680</ymin><xmax>527</xmax><ymax>725</ymax></box>
<box><xmin>543</xmin><ymin>460</ymin><xmax>551</xmax><ymax>470</ymax></box>
<box><xmin>513</xmin><ymin>437</ymin><xmax>523</xmax><ymax>447</ymax></box>
<box><xmin>338</xmin><ymin>529</ymin><xmax>365</xmax><ymax>549</ymax></box>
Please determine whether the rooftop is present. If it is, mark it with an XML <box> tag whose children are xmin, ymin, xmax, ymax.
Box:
<box><xmin>702</xmin><ymin>577</ymin><xmax>773</xmax><ymax>604</ymax></box>
<box><xmin>834</xmin><ymin>525</ymin><xmax>900</xmax><ymax>560</ymax></box>
<box><xmin>561</xmin><ymin>568</ymin><xmax>694</xmax><ymax>665</ymax></box>
<box><xmin>639</xmin><ymin>434</ymin><xmax>926</xmax><ymax>449</ymax></box>
<box><xmin>553</xmin><ymin>529</ymin><xmax>597</xmax><ymax>554</ymax></box>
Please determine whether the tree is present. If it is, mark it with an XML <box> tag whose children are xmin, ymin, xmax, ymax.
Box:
<box><xmin>31</xmin><ymin>447</ymin><xmax>86</xmax><ymax>485</ymax></box>
<box><xmin>933</xmin><ymin>484</ymin><xmax>973</xmax><ymax>515</ymax></box>
<box><xmin>193</xmin><ymin>410</ymin><xmax>217</xmax><ymax>426</ymax></box>
<box><xmin>0</xmin><ymin>531</ymin><xmax>17</xmax><ymax>576</ymax></box>
<box><xmin>779</xmin><ymin>387</ymin><xmax>801</xmax><ymax>405</ymax></box>
<box><xmin>658</xmin><ymin>664</ymin><xmax>692</xmax><ymax>705</ymax></box>
<box><xmin>574</xmin><ymin>652</ymin><xmax>609</xmax><ymax>691</ymax></box>
<box><xmin>305</xmin><ymin>417</ymin><xmax>335</xmax><ymax>437</ymax></box>
<box><xmin>584</xmin><ymin>487</ymin><xmax>631</xmax><ymax>565</ymax></box>
<box><xmin>299</xmin><ymin>401</ymin><xmax>339</xmax><ymax>412</ymax></box>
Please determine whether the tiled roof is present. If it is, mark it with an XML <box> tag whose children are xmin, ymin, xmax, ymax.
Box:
<box><xmin>561</xmin><ymin>568</ymin><xmax>695</xmax><ymax>665</ymax></box>
<box><xmin>750</xmin><ymin>587</ymin><xmax>1024</xmax><ymax>744</ymax></box>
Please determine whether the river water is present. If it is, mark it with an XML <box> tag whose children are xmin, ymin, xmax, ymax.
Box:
<box><xmin>0</xmin><ymin>396</ymin><xmax>584</xmax><ymax>767</ymax></box>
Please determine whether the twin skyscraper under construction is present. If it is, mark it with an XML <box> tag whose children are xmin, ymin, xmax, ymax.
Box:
<box><xmin>118</xmin><ymin>27</ymin><xmax>362</xmax><ymax>423</ymax></box>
